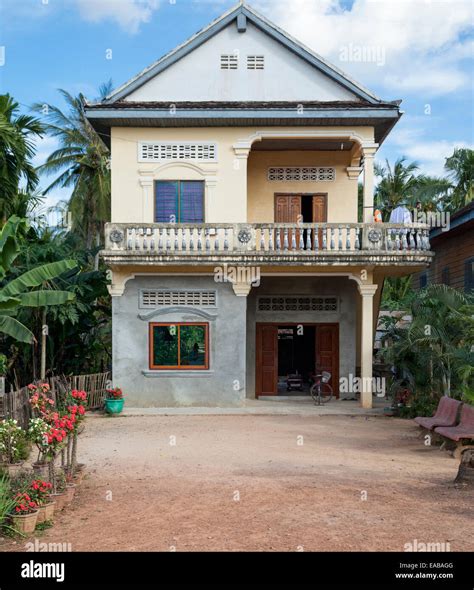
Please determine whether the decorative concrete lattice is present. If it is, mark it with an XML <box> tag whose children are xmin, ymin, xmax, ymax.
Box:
<box><xmin>139</xmin><ymin>142</ymin><xmax>217</xmax><ymax>162</ymax></box>
<box><xmin>140</xmin><ymin>290</ymin><xmax>217</xmax><ymax>308</ymax></box>
<box><xmin>257</xmin><ymin>296</ymin><xmax>338</xmax><ymax>312</ymax></box>
<box><xmin>267</xmin><ymin>167</ymin><xmax>335</xmax><ymax>182</ymax></box>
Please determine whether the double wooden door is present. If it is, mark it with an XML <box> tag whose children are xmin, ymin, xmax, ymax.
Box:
<box><xmin>255</xmin><ymin>323</ymin><xmax>339</xmax><ymax>397</ymax></box>
<box><xmin>274</xmin><ymin>194</ymin><xmax>327</xmax><ymax>248</ymax></box>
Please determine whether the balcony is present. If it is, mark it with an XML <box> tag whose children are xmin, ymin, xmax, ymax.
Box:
<box><xmin>102</xmin><ymin>222</ymin><xmax>433</xmax><ymax>268</ymax></box>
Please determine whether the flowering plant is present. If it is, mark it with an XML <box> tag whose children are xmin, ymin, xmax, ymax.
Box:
<box><xmin>12</xmin><ymin>492</ymin><xmax>38</xmax><ymax>514</ymax></box>
<box><xmin>28</xmin><ymin>383</ymin><xmax>54</xmax><ymax>416</ymax></box>
<box><xmin>29</xmin><ymin>480</ymin><xmax>53</xmax><ymax>505</ymax></box>
<box><xmin>0</xmin><ymin>419</ymin><xmax>25</xmax><ymax>464</ymax></box>
<box><xmin>106</xmin><ymin>388</ymin><xmax>123</xmax><ymax>400</ymax></box>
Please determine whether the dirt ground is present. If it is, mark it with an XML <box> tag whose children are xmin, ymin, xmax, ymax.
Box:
<box><xmin>1</xmin><ymin>414</ymin><xmax>472</xmax><ymax>552</ymax></box>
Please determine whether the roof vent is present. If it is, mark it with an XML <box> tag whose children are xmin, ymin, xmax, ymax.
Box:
<box><xmin>247</xmin><ymin>55</ymin><xmax>264</xmax><ymax>70</ymax></box>
<box><xmin>220</xmin><ymin>54</ymin><xmax>238</xmax><ymax>70</ymax></box>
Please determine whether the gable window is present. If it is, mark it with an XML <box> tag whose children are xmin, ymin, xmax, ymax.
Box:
<box><xmin>220</xmin><ymin>54</ymin><xmax>238</xmax><ymax>69</ymax></box>
<box><xmin>247</xmin><ymin>55</ymin><xmax>264</xmax><ymax>69</ymax></box>
<box><xmin>155</xmin><ymin>180</ymin><xmax>204</xmax><ymax>223</ymax></box>
<box><xmin>149</xmin><ymin>323</ymin><xmax>209</xmax><ymax>370</ymax></box>
<box><xmin>465</xmin><ymin>258</ymin><xmax>474</xmax><ymax>293</ymax></box>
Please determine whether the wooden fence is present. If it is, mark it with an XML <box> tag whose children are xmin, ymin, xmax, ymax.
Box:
<box><xmin>0</xmin><ymin>372</ymin><xmax>110</xmax><ymax>429</ymax></box>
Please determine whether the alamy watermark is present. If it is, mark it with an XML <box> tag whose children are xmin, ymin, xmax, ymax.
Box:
<box><xmin>339</xmin><ymin>43</ymin><xmax>385</xmax><ymax>66</ymax></box>
<box><xmin>214</xmin><ymin>264</ymin><xmax>261</xmax><ymax>287</ymax></box>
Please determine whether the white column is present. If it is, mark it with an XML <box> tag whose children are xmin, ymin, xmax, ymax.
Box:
<box><xmin>362</xmin><ymin>145</ymin><xmax>378</xmax><ymax>223</ymax></box>
<box><xmin>139</xmin><ymin>175</ymin><xmax>154</xmax><ymax>222</ymax></box>
<box><xmin>233</xmin><ymin>142</ymin><xmax>251</xmax><ymax>222</ymax></box>
<box><xmin>358</xmin><ymin>283</ymin><xmax>378</xmax><ymax>408</ymax></box>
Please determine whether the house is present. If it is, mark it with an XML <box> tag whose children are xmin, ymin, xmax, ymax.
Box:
<box><xmin>413</xmin><ymin>201</ymin><xmax>473</xmax><ymax>292</ymax></box>
<box><xmin>84</xmin><ymin>2</ymin><xmax>432</xmax><ymax>408</ymax></box>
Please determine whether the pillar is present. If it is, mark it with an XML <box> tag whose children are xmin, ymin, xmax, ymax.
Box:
<box><xmin>358</xmin><ymin>283</ymin><xmax>378</xmax><ymax>408</ymax></box>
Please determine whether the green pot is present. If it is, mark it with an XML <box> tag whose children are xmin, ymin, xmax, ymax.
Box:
<box><xmin>105</xmin><ymin>398</ymin><xmax>124</xmax><ymax>414</ymax></box>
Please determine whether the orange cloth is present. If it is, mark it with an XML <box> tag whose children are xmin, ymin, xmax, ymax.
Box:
<box><xmin>374</xmin><ymin>209</ymin><xmax>382</xmax><ymax>223</ymax></box>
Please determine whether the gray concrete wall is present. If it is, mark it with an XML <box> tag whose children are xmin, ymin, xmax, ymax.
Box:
<box><xmin>112</xmin><ymin>275</ymin><xmax>247</xmax><ymax>406</ymax></box>
<box><xmin>246</xmin><ymin>276</ymin><xmax>357</xmax><ymax>399</ymax></box>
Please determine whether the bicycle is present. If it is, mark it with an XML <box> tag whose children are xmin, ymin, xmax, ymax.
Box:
<box><xmin>310</xmin><ymin>370</ymin><xmax>333</xmax><ymax>405</ymax></box>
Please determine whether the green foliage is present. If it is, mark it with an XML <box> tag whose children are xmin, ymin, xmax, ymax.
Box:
<box><xmin>0</xmin><ymin>419</ymin><xmax>26</xmax><ymax>464</ymax></box>
<box><xmin>0</xmin><ymin>94</ymin><xmax>44</xmax><ymax>212</ymax></box>
<box><xmin>32</xmin><ymin>89</ymin><xmax>111</xmax><ymax>249</ymax></box>
<box><xmin>0</xmin><ymin>473</ymin><xmax>16</xmax><ymax>529</ymax></box>
<box><xmin>379</xmin><ymin>285</ymin><xmax>474</xmax><ymax>403</ymax></box>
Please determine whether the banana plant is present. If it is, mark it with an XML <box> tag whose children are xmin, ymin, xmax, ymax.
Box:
<box><xmin>0</xmin><ymin>216</ymin><xmax>76</xmax><ymax>343</ymax></box>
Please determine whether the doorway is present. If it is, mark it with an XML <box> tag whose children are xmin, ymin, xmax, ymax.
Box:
<box><xmin>256</xmin><ymin>323</ymin><xmax>339</xmax><ymax>397</ymax></box>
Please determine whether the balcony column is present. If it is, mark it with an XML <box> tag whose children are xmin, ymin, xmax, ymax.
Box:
<box><xmin>139</xmin><ymin>173</ymin><xmax>154</xmax><ymax>223</ymax></box>
<box><xmin>233</xmin><ymin>142</ymin><xmax>251</xmax><ymax>222</ymax></box>
<box><xmin>362</xmin><ymin>145</ymin><xmax>378</xmax><ymax>223</ymax></box>
<box><xmin>358</xmin><ymin>282</ymin><xmax>378</xmax><ymax>408</ymax></box>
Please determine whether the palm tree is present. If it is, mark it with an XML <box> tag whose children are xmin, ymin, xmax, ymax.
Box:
<box><xmin>374</xmin><ymin>157</ymin><xmax>420</xmax><ymax>219</ymax></box>
<box><xmin>0</xmin><ymin>95</ymin><xmax>44</xmax><ymax>218</ymax></box>
<box><xmin>444</xmin><ymin>148</ymin><xmax>474</xmax><ymax>211</ymax></box>
<box><xmin>32</xmin><ymin>88</ymin><xmax>111</xmax><ymax>250</ymax></box>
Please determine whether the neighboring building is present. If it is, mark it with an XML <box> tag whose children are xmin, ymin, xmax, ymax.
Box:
<box><xmin>85</xmin><ymin>2</ymin><xmax>432</xmax><ymax>408</ymax></box>
<box><xmin>414</xmin><ymin>202</ymin><xmax>474</xmax><ymax>292</ymax></box>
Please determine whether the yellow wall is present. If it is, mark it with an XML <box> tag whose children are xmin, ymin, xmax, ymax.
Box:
<box><xmin>110</xmin><ymin>126</ymin><xmax>375</xmax><ymax>224</ymax></box>
<box><xmin>247</xmin><ymin>150</ymin><xmax>358</xmax><ymax>223</ymax></box>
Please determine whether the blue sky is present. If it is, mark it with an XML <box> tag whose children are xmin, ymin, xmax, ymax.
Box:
<box><xmin>1</xmin><ymin>0</ymin><xmax>473</xmax><ymax>207</ymax></box>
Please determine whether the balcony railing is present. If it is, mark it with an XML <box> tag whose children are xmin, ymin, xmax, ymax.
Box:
<box><xmin>104</xmin><ymin>222</ymin><xmax>431</xmax><ymax>257</ymax></box>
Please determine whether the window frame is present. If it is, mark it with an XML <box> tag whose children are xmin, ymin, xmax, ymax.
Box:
<box><xmin>154</xmin><ymin>180</ymin><xmax>205</xmax><ymax>223</ymax></box>
<box><xmin>465</xmin><ymin>257</ymin><xmax>474</xmax><ymax>293</ymax></box>
<box><xmin>149</xmin><ymin>322</ymin><xmax>209</xmax><ymax>371</ymax></box>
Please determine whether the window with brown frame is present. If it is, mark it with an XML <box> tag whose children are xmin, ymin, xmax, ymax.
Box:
<box><xmin>149</xmin><ymin>323</ymin><xmax>209</xmax><ymax>370</ymax></box>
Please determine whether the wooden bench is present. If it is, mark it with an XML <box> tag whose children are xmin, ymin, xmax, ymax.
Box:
<box><xmin>435</xmin><ymin>404</ymin><xmax>474</xmax><ymax>459</ymax></box>
<box><xmin>414</xmin><ymin>396</ymin><xmax>462</xmax><ymax>431</ymax></box>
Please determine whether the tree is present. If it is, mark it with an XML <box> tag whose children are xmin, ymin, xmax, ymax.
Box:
<box><xmin>380</xmin><ymin>285</ymin><xmax>474</xmax><ymax>414</ymax></box>
<box><xmin>32</xmin><ymin>89</ymin><xmax>110</xmax><ymax>250</ymax></box>
<box><xmin>444</xmin><ymin>148</ymin><xmax>474</xmax><ymax>211</ymax></box>
<box><xmin>0</xmin><ymin>94</ymin><xmax>43</xmax><ymax>218</ymax></box>
<box><xmin>374</xmin><ymin>157</ymin><xmax>420</xmax><ymax>219</ymax></box>
<box><xmin>0</xmin><ymin>216</ymin><xmax>76</xmax><ymax>344</ymax></box>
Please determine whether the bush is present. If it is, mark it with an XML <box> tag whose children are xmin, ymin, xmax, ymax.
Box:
<box><xmin>398</xmin><ymin>391</ymin><xmax>443</xmax><ymax>419</ymax></box>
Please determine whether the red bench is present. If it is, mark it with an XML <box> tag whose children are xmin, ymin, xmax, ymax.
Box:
<box><xmin>414</xmin><ymin>396</ymin><xmax>462</xmax><ymax>431</ymax></box>
<box><xmin>435</xmin><ymin>404</ymin><xmax>474</xmax><ymax>459</ymax></box>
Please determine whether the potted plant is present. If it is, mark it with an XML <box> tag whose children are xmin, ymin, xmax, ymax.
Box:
<box><xmin>104</xmin><ymin>388</ymin><xmax>124</xmax><ymax>415</ymax></box>
<box><xmin>0</xmin><ymin>419</ymin><xmax>26</xmax><ymax>475</ymax></box>
<box><xmin>29</xmin><ymin>479</ymin><xmax>54</xmax><ymax>523</ymax></box>
<box><xmin>28</xmin><ymin>417</ymin><xmax>51</xmax><ymax>478</ymax></box>
<box><xmin>49</xmin><ymin>469</ymin><xmax>68</xmax><ymax>511</ymax></box>
<box><xmin>10</xmin><ymin>492</ymin><xmax>39</xmax><ymax>534</ymax></box>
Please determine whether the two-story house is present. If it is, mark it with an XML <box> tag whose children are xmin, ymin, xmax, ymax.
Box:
<box><xmin>85</xmin><ymin>2</ymin><xmax>432</xmax><ymax>408</ymax></box>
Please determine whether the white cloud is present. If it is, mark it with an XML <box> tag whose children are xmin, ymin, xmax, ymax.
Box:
<box><xmin>385</xmin><ymin>121</ymin><xmax>472</xmax><ymax>176</ymax></box>
<box><xmin>254</xmin><ymin>0</ymin><xmax>473</xmax><ymax>97</ymax></box>
<box><xmin>75</xmin><ymin>0</ymin><xmax>161</xmax><ymax>34</ymax></box>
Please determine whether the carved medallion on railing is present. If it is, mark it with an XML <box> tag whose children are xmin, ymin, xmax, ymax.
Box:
<box><xmin>237</xmin><ymin>228</ymin><xmax>252</xmax><ymax>245</ymax></box>
<box><xmin>367</xmin><ymin>229</ymin><xmax>382</xmax><ymax>243</ymax></box>
<box><xmin>109</xmin><ymin>229</ymin><xmax>124</xmax><ymax>244</ymax></box>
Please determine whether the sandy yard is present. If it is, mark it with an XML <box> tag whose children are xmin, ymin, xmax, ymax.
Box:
<box><xmin>1</xmin><ymin>413</ymin><xmax>472</xmax><ymax>552</ymax></box>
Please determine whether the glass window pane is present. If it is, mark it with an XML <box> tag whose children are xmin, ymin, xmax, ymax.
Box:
<box><xmin>180</xmin><ymin>325</ymin><xmax>206</xmax><ymax>366</ymax></box>
<box><xmin>180</xmin><ymin>181</ymin><xmax>204</xmax><ymax>223</ymax></box>
<box><xmin>153</xmin><ymin>325</ymin><xmax>178</xmax><ymax>366</ymax></box>
<box><xmin>155</xmin><ymin>181</ymin><xmax>178</xmax><ymax>222</ymax></box>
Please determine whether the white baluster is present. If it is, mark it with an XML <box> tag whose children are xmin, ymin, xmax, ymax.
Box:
<box><xmin>314</xmin><ymin>226</ymin><xmax>319</xmax><ymax>251</ymax></box>
<box><xmin>283</xmin><ymin>228</ymin><xmax>289</xmax><ymax>251</ymax></box>
<box><xmin>224</xmin><ymin>228</ymin><xmax>229</xmax><ymax>251</ymax></box>
<box><xmin>205</xmin><ymin>228</ymin><xmax>210</xmax><ymax>252</ymax></box>
<box><xmin>306</xmin><ymin>228</ymin><xmax>312</xmax><ymax>251</ymax></box>
<box><xmin>330</xmin><ymin>227</ymin><xmax>335</xmax><ymax>250</ymax></box>
<box><xmin>268</xmin><ymin>228</ymin><xmax>274</xmax><ymax>251</ymax></box>
<box><xmin>346</xmin><ymin>226</ymin><xmax>351</xmax><ymax>250</ymax></box>
<box><xmin>322</xmin><ymin>228</ymin><xmax>327</xmax><ymax>250</ymax></box>
<box><xmin>189</xmin><ymin>228</ymin><xmax>195</xmax><ymax>251</ymax></box>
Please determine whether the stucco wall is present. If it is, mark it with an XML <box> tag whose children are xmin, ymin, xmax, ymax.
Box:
<box><xmin>246</xmin><ymin>276</ymin><xmax>357</xmax><ymax>399</ymax></box>
<box><xmin>125</xmin><ymin>21</ymin><xmax>358</xmax><ymax>103</ymax></box>
<box><xmin>112</xmin><ymin>275</ymin><xmax>247</xmax><ymax>406</ymax></box>
<box><xmin>110</xmin><ymin>126</ymin><xmax>374</xmax><ymax>224</ymax></box>
<box><xmin>247</xmin><ymin>150</ymin><xmax>358</xmax><ymax>223</ymax></box>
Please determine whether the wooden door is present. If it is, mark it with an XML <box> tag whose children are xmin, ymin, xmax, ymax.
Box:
<box><xmin>256</xmin><ymin>324</ymin><xmax>278</xmax><ymax>396</ymax></box>
<box><xmin>312</xmin><ymin>195</ymin><xmax>327</xmax><ymax>249</ymax></box>
<box><xmin>316</xmin><ymin>324</ymin><xmax>339</xmax><ymax>397</ymax></box>
<box><xmin>275</xmin><ymin>194</ymin><xmax>301</xmax><ymax>249</ymax></box>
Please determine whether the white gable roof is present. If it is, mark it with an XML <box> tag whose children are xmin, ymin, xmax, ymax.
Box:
<box><xmin>104</xmin><ymin>2</ymin><xmax>381</xmax><ymax>105</ymax></box>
